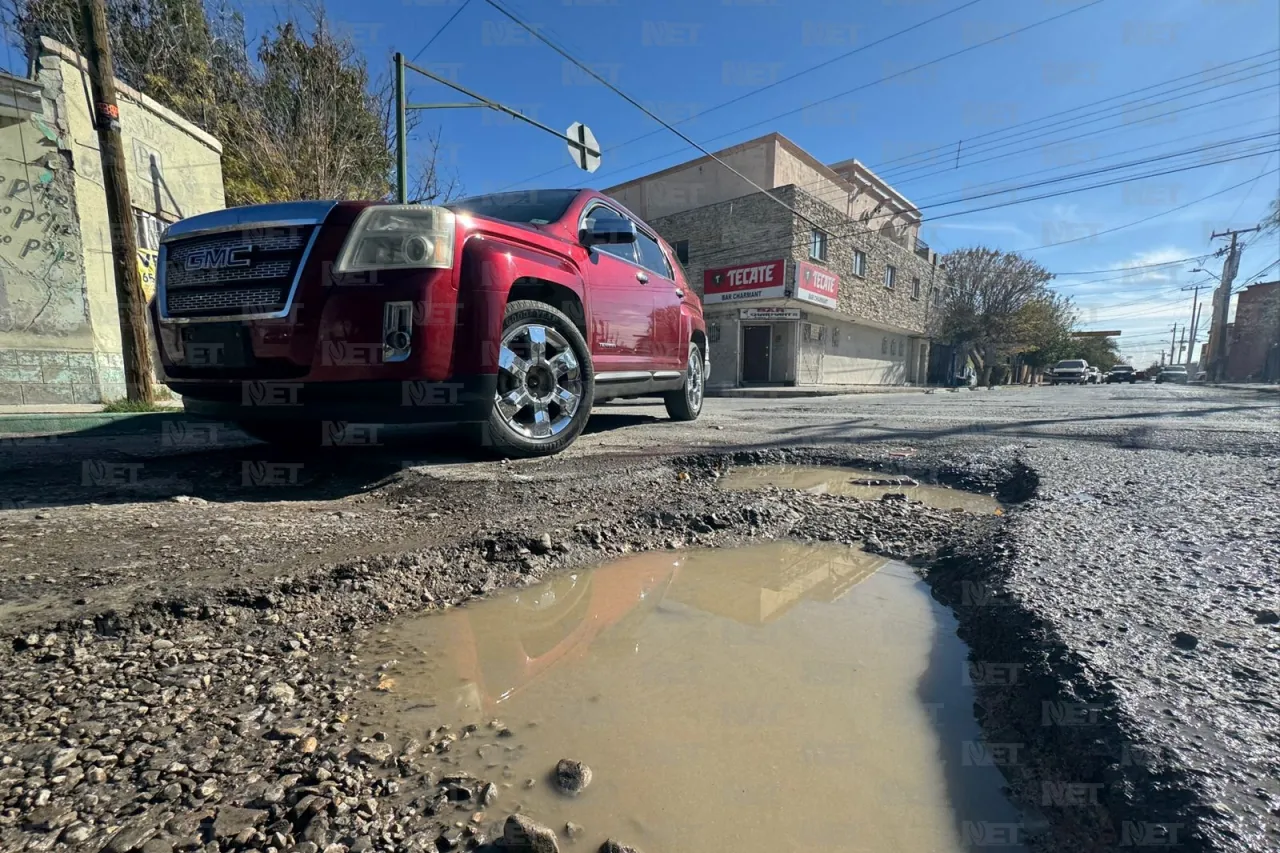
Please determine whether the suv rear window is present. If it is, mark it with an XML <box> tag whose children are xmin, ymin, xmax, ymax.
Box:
<box><xmin>1056</xmin><ymin>360</ymin><xmax>1086</xmax><ymax>369</ymax></box>
<box><xmin>448</xmin><ymin>190</ymin><xmax>579</xmax><ymax>225</ymax></box>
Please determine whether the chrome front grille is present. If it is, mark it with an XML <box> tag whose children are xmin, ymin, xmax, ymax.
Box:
<box><xmin>166</xmin><ymin>286</ymin><xmax>291</xmax><ymax>314</ymax></box>
<box><xmin>160</xmin><ymin>225</ymin><xmax>316</xmax><ymax>319</ymax></box>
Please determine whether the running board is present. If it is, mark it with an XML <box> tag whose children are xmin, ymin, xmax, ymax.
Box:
<box><xmin>594</xmin><ymin>370</ymin><xmax>684</xmax><ymax>402</ymax></box>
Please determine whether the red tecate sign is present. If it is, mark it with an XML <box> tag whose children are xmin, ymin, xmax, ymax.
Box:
<box><xmin>703</xmin><ymin>259</ymin><xmax>787</xmax><ymax>304</ymax></box>
<box><xmin>795</xmin><ymin>260</ymin><xmax>839</xmax><ymax>310</ymax></box>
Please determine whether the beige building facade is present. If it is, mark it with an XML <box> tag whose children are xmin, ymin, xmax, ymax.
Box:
<box><xmin>606</xmin><ymin>134</ymin><xmax>941</xmax><ymax>389</ymax></box>
<box><xmin>0</xmin><ymin>38</ymin><xmax>224</xmax><ymax>404</ymax></box>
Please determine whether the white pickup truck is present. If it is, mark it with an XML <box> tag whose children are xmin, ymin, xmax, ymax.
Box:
<box><xmin>1049</xmin><ymin>359</ymin><xmax>1089</xmax><ymax>385</ymax></box>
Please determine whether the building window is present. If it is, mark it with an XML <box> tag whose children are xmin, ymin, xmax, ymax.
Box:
<box><xmin>912</xmin><ymin>276</ymin><xmax>921</xmax><ymax>299</ymax></box>
<box><xmin>890</xmin><ymin>339</ymin><xmax>898</xmax><ymax>357</ymax></box>
<box><xmin>882</xmin><ymin>337</ymin><xmax>888</xmax><ymax>354</ymax></box>
<box><xmin>809</xmin><ymin>229</ymin><xmax>828</xmax><ymax>261</ymax></box>
<box><xmin>134</xmin><ymin>209</ymin><xmax>165</xmax><ymax>251</ymax></box>
<box><xmin>674</xmin><ymin>240</ymin><xmax>690</xmax><ymax>265</ymax></box>
<box><xmin>852</xmin><ymin>250</ymin><xmax>866</xmax><ymax>278</ymax></box>
<box><xmin>884</xmin><ymin>264</ymin><xmax>897</xmax><ymax>290</ymax></box>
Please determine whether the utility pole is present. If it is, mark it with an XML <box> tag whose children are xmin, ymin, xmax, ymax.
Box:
<box><xmin>81</xmin><ymin>0</ymin><xmax>154</xmax><ymax>403</ymax></box>
<box><xmin>1177</xmin><ymin>325</ymin><xmax>1187</xmax><ymax>363</ymax></box>
<box><xmin>1169</xmin><ymin>323</ymin><xmax>1178</xmax><ymax>368</ymax></box>
<box><xmin>1181</xmin><ymin>273</ymin><xmax>1210</xmax><ymax>368</ymax></box>
<box><xmin>1206</xmin><ymin>226</ymin><xmax>1260</xmax><ymax>382</ymax></box>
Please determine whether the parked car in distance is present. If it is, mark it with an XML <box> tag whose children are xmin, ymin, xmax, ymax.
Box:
<box><xmin>1195</xmin><ymin>370</ymin><xmax>1207</xmax><ymax>382</ymax></box>
<box><xmin>1086</xmin><ymin>366</ymin><xmax>1102</xmax><ymax>384</ymax></box>
<box><xmin>1050</xmin><ymin>359</ymin><xmax>1089</xmax><ymax>385</ymax></box>
<box><xmin>1106</xmin><ymin>365</ymin><xmax>1137</xmax><ymax>384</ymax></box>
<box><xmin>1155</xmin><ymin>365</ymin><xmax>1189</xmax><ymax>384</ymax></box>
<box><xmin>149</xmin><ymin>189</ymin><xmax>709</xmax><ymax>457</ymax></box>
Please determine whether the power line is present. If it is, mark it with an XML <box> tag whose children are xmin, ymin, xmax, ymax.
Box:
<box><xmin>865</xmin><ymin>49</ymin><xmax>1278</xmax><ymax>174</ymax></box>
<box><xmin>497</xmin><ymin>0</ymin><xmax>986</xmax><ymax>191</ymax></box>
<box><xmin>495</xmin><ymin>0</ymin><xmax>1111</xmax><ymax>192</ymax></box>
<box><xmin>480</xmin><ymin>0</ymin><xmax>827</xmax><ymax>233</ymax></box>
<box><xmin>647</xmin><ymin>153</ymin><xmax>1278</xmax><ymax>274</ymax></box>
<box><xmin>921</xmin><ymin>147</ymin><xmax>1279</xmax><ymax>223</ymax></box>
<box><xmin>907</xmin><ymin>112</ymin><xmax>1280</xmax><ymax>212</ymax></box>
<box><xmin>766</xmin><ymin>80</ymin><xmax>1280</xmax><ymax>206</ymax></box>
<box><xmin>1018</xmin><ymin>167</ymin><xmax>1280</xmax><ymax>252</ymax></box>
<box><xmin>919</xmin><ymin>132</ymin><xmax>1279</xmax><ymax>212</ymax></box>
<box><xmin>1053</xmin><ymin>255</ymin><xmax>1212</xmax><ymax>276</ymax></box>
<box><xmin>882</xmin><ymin>77</ymin><xmax>1280</xmax><ymax>187</ymax></box>
<box><xmin>409</xmin><ymin>0</ymin><xmax>474</xmax><ymax>63</ymax></box>
<box><xmin>876</xmin><ymin>61</ymin><xmax>1280</xmax><ymax>183</ymax></box>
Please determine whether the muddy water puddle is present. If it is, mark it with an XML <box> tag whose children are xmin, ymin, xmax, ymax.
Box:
<box><xmin>718</xmin><ymin>464</ymin><xmax>1001</xmax><ymax>513</ymax></box>
<box><xmin>360</xmin><ymin>543</ymin><xmax>1024</xmax><ymax>852</ymax></box>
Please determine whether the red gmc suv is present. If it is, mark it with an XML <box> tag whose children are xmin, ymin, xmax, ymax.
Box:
<box><xmin>150</xmin><ymin>190</ymin><xmax>708</xmax><ymax>457</ymax></box>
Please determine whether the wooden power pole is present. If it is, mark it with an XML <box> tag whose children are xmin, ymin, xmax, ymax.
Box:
<box><xmin>1206</xmin><ymin>226</ymin><xmax>1260</xmax><ymax>383</ymax></box>
<box><xmin>81</xmin><ymin>0</ymin><xmax>154</xmax><ymax>403</ymax></box>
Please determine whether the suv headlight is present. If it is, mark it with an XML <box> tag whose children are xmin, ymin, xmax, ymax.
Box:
<box><xmin>334</xmin><ymin>205</ymin><xmax>456</xmax><ymax>273</ymax></box>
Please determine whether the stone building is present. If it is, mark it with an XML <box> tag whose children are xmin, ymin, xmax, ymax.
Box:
<box><xmin>1225</xmin><ymin>280</ymin><xmax>1280</xmax><ymax>382</ymax></box>
<box><xmin>0</xmin><ymin>38</ymin><xmax>225</xmax><ymax>405</ymax></box>
<box><xmin>606</xmin><ymin>133</ymin><xmax>942</xmax><ymax>389</ymax></box>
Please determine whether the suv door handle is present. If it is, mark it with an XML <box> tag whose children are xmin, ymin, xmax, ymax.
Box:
<box><xmin>636</xmin><ymin>271</ymin><xmax>649</xmax><ymax>284</ymax></box>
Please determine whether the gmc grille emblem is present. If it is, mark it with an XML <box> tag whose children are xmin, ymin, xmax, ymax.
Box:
<box><xmin>185</xmin><ymin>245</ymin><xmax>253</xmax><ymax>271</ymax></box>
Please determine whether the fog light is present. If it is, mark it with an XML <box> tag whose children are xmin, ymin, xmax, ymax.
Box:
<box><xmin>383</xmin><ymin>301</ymin><xmax>413</xmax><ymax>363</ymax></box>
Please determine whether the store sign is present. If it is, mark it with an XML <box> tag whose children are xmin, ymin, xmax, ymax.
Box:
<box><xmin>794</xmin><ymin>260</ymin><xmax>839</xmax><ymax>310</ymax></box>
<box><xmin>740</xmin><ymin>307</ymin><xmax>800</xmax><ymax>321</ymax></box>
<box><xmin>703</xmin><ymin>259</ymin><xmax>787</xmax><ymax>304</ymax></box>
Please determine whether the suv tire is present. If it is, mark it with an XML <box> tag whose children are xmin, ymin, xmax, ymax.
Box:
<box><xmin>479</xmin><ymin>300</ymin><xmax>595</xmax><ymax>458</ymax></box>
<box><xmin>664</xmin><ymin>342</ymin><xmax>704</xmax><ymax>421</ymax></box>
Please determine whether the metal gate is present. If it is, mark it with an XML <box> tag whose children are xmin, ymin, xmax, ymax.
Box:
<box><xmin>799</xmin><ymin>322</ymin><xmax>825</xmax><ymax>384</ymax></box>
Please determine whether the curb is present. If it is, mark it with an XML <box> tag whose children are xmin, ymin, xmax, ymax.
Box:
<box><xmin>706</xmin><ymin>387</ymin><xmax>925</xmax><ymax>399</ymax></box>
<box><xmin>0</xmin><ymin>411</ymin><xmax>198</xmax><ymax>438</ymax></box>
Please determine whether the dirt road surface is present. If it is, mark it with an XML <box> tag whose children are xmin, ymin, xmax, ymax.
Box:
<box><xmin>1</xmin><ymin>384</ymin><xmax>1276</xmax><ymax>852</ymax></box>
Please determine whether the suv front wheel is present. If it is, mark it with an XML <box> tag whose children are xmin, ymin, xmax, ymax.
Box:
<box><xmin>481</xmin><ymin>300</ymin><xmax>595</xmax><ymax>458</ymax></box>
<box><xmin>664</xmin><ymin>342</ymin><xmax>704</xmax><ymax>421</ymax></box>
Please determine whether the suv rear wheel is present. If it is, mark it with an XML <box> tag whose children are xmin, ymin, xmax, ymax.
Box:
<box><xmin>664</xmin><ymin>342</ymin><xmax>704</xmax><ymax>421</ymax></box>
<box><xmin>480</xmin><ymin>300</ymin><xmax>594</xmax><ymax>458</ymax></box>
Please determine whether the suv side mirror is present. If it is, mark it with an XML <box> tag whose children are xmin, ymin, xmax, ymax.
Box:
<box><xmin>581</xmin><ymin>212</ymin><xmax>637</xmax><ymax>247</ymax></box>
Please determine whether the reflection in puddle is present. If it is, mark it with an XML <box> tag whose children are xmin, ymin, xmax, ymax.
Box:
<box><xmin>361</xmin><ymin>543</ymin><xmax>1024</xmax><ymax>852</ymax></box>
<box><xmin>717</xmin><ymin>464</ymin><xmax>1000</xmax><ymax>513</ymax></box>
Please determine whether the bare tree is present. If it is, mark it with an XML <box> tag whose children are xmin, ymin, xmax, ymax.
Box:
<box><xmin>934</xmin><ymin>247</ymin><xmax>1057</xmax><ymax>385</ymax></box>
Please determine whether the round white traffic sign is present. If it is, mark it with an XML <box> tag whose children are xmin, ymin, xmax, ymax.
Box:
<box><xmin>566</xmin><ymin>122</ymin><xmax>601</xmax><ymax>173</ymax></box>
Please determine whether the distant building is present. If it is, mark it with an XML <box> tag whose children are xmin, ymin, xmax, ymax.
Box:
<box><xmin>0</xmin><ymin>38</ymin><xmax>225</xmax><ymax>405</ymax></box>
<box><xmin>605</xmin><ymin>133</ymin><xmax>941</xmax><ymax>389</ymax></box>
<box><xmin>1225</xmin><ymin>281</ymin><xmax>1280</xmax><ymax>382</ymax></box>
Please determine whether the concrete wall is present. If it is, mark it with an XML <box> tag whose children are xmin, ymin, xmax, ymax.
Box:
<box><xmin>641</xmin><ymin>183</ymin><xmax>939</xmax><ymax>387</ymax></box>
<box><xmin>0</xmin><ymin>39</ymin><xmax>225</xmax><ymax>404</ymax></box>
<box><xmin>1226</xmin><ymin>281</ymin><xmax>1280</xmax><ymax>381</ymax></box>
<box><xmin>607</xmin><ymin>138</ymin><xmax>775</xmax><ymax>222</ymax></box>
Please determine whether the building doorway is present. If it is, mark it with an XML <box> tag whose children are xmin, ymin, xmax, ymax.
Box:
<box><xmin>742</xmin><ymin>325</ymin><xmax>772</xmax><ymax>383</ymax></box>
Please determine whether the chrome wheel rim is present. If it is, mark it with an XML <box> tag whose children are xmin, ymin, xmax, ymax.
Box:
<box><xmin>495</xmin><ymin>323</ymin><xmax>583</xmax><ymax>441</ymax></box>
<box><xmin>686</xmin><ymin>347</ymin><xmax>704</xmax><ymax>411</ymax></box>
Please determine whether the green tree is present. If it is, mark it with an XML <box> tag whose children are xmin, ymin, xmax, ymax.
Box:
<box><xmin>1069</xmin><ymin>335</ymin><xmax>1121</xmax><ymax>371</ymax></box>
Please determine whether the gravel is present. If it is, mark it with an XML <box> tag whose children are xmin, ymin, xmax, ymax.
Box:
<box><xmin>0</xmin><ymin>384</ymin><xmax>1274</xmax><ymax>852</ymax></box>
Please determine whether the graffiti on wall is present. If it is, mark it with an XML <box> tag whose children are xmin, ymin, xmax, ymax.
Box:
<box><xmin>0</xmin><ymin>141</ymin><xmax>87</xmax><ymax>336</ymax></box>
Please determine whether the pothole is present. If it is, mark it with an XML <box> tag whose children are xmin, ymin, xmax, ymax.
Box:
<box><xmin>359</xmin><ymin>542</ymin><xmax>1026</xmax><ymax>852</ymax></box>
<box><xmin>717</xmin><ymin>464</ymin><xmax>1002</xmax><ymax>513</ymax></box>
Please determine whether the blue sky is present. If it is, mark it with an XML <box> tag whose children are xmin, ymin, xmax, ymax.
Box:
<box><xmin>10</xmin><ymin>0</ymin><xmax>1279</xmax><ymax>366</ymax></box>
<box><xmin>255</xmin><ymin>0</ymin><xmax>1280</xmax><ymax>366</ymax></box>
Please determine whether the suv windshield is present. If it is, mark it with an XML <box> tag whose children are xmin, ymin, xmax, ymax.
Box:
<box><xmin>447</xmin><ymin>190</ymin><xmax>579</xmax><ymax>225</ymax></box>
<box><xmin>1163</xmin><ymin>365</ymin><xmax>1186</xmax><ymax>372</ymax></box>
<box><xmin>1055</xmin><ymin>360</ymin><xmax>1086</xmax><ymax>369</ymax></box>
<box><xmin>1111</xmin><ymin>365</ymin><xmax>1133</xmax><ymax>372</ymax></box>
